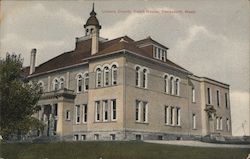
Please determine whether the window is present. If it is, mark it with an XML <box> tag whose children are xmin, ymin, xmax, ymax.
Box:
<box><xmin>162</xmin><ymin>50</ymin><xmax>166</xmax><ymax>61</ymax></box>
<box><xmin>74</xmin><ymin>134</ymin><xmax>79</xmax><ymax>141</ymax></box>
<box><xmin>170</xmin><ymin>77</ymin><xmax>174</xmax><ymax>95</ymax></box>
<box><xmin>164</xmin><ymin>75</ymin><xmax>169</xmax><ymax>94</ymax></box>
<box><xmin>216</xmin><ymin>117</ymin><xmax>220</xmax><ymax>130</ymax></box>
<box><xmin>59</xmin><ymin>77</ymin><xmax>64</xmax><ymax>89</ymax></box>
<box><xmin>104</xmin><ymin>66</ymin><xmax>110</xmax><ymax>86</ymax></box>
<box><xmin>77</xmin><ymin>74</ymin><xmax>83</xmax><ymax>92</ymax></box>
<box><xmin>66</xmin><ymin>110</ymin><xmax>71</xmax><ymax>120</ymax></box>
<box><xmin>84</xmin><ymin>73</ymin><xmax>89</xmax><ymax>91</ymax></box>
<box><xmin>225</xmin><ymin>93</ymin><xmax>228</xmax><ymax>108</ymax></box>
<box><xmin>226</xmin><ymin>118</ymin><xmax>230</xmax><ymax>132</ymax></box>
<box><xmin>75</xmin><ymin>105</ymin><xmax>80</xmax><ymax>124</ymax></box>
<box><xmin>103</xmin><ymin>100</ymin><xmax>108</xmax><ymax>121</ymax></box>
<box><xmin>111</xmin><ymin>65</ymin><xmax>118</xmax><ymax>85</ymax></box>
<box><xmin>142</xmin><ymin>69</ymin><xmax>148</xmax><ymax>88</ymax></box>
<box><xmin>164</xmin><ymin>106</ymin><xmax>169</xmax><ymax>125</ymax></box>
<box><xmin>175</xmin><ymin>78</ymin><xmax>180</xmax><ymax>96</ymax></box>
<box><xmin>135</xmin><ymin>100</ymin><xmax>140</xmax><ymax>122</ymax></box>
<box><xmin>216</xmin><ymin>90</ymin><xmax>220</xmax><ymax>107</ymax></box>
<box><xmin>94</xmin><ymin>134</ymin><xmax>99</xmax><ymax>140</ymax></box>
<box><xmin>81</xmin><ymin>135</ymin><xmax>86</xmax><ymax>140</ymax></box>
<box><xmin>83</xmin><ymin>104</ymin><xmax>87</xmax><ymax>123</ymax></box>
<box><xmin>135</xmin><ymin>134</ymin><xmax>142</xmax><ymax>140</ymax></box>
<box><xmin>192</xmin><ymin>113</ymin><xmax>196</xmax><ymax>129</ymax></box>
<box><xmin>142</xmin><ymin>102</ymin><xmax>148</xmax><ymax>123</ymax></box>
<box><xmin>220</xmin><ymin>117</ymin><xmax>223</xmax><ymax>130</ymax></box>
<box><xmin>135</xmin><ymin>66</ymin><xmax>140</xmax><ymax>87</ymax></box>
<box><xmin>96</xmin><ymin>68</ymin><xmax>102</xmax><ymax>87</ymax></box>
<box><xmin>157</xmin><ymin>48</ymin><xmax>161</xmax><ymax>59</ymax></box>
<box><xmin>54</xmin><ymin>104</ymin><xmax>58</xmax><ymax>116</ymax></box>
<box><xmin>207</xmin><ymin>87</ymin><xmax>211</xmax><ymax>104</ymax></box>
<box><xmin>154</xmin><ymin>47</ymin><xmax>157</xmax><ymax>58</ymax></box>
<box><xmin>192</xmin><ymin>88</ymin><xmax>196</xmax><ymax>103</ymax></box>
<box><xmin>95</xmin><ymin>101</ymin><xmax>100</xmax><ymax>122</ymax></box>
<box><xmin>53</xmin><ymin>78</ymin><xmax>59</xmax><ymax>91</ymax></box>
<box><xmin>170</xmin><ymin>107</ymin><xmax>174</xmax><ymax>125</ymax></box>
<box><xmin>110</xmin><ymin>134</ymin><xmax>116</xmax><ymax>140</ymax></box>
<box><xmin>111</xmin><ymin>99</ymin><xmax>117</xmax><ymax>121</ymax></box>
<box><xmin>38</xmin><ymin>81</ymin><xmax>44</xmax><ymax>92</ymax></box>
<box><xmin>176</xmin><ymin>108</ymin><xmax>181</xmax><ymax>126</ymax></box>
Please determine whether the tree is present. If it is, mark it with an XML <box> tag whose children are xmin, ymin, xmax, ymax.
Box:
<box><xmin>0</xmin><ymin>53</ymin><xmax>44</xmax><ymax>140</ymax></box>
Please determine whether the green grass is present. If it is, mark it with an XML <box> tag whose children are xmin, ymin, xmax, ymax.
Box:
<box><xmin>0</xmin><ymin>141</ymin><xmax>249</xmax><ymax>159</ymax></box>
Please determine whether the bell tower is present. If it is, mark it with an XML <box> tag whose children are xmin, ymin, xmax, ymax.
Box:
<box><xmin>84</xmin><ymin>3</ymin><xmax>102</xmax><ymax>55</ymax></box>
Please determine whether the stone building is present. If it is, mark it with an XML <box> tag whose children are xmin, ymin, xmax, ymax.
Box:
<box><xmin>26</xmin><ymin>4</ymin><xmax>232</xmax><ymax>141</ymax></box>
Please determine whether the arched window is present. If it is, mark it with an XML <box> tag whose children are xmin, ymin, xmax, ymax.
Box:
<box><xmin>76</xmin><ymin>74</ymin><xmax>83</xmax><ymax>93</ymax></box>
<box><xmin>38</xmin><ymin>81</ymin><xmax>44</xmax><ymax>92</ymax></box>
<box><xmin>96</xmin><ymin>68</ymin><xmax>102</xmax><ymax>87</ymax></box>
<box><xmin>142</xmin><ymin>69</ymin><xmax>148</xmax><ymax>88</ymax></box>
<box><xmin>170</xmin><ymin>76</ymin><xmax>174</xmax><ymax>95</ymax></box>
<box><xmin>175</xmin><ymin>78</ymin><xmax>180</xmax><ymax>96</ymax></box>
<box><xmin>103</xmin><ymin>66</ymin><xmax>110</xmax><ymax>86</ymax></box>
<box><xmin>53</xmin><ymin>78</ymin><xmax>59</xmax><ymax>91</ymax></box>
<box><xmin>59</xmin><ymin>77</ymin><xmax>64</xmax><ymax>89</ymax></box>
<box><xmin>164</xmin><ymin>75</ymin><xmax>169</xmax><ymax>93</ymax></box>
<box><xmin>135</xmin><ymin>66</ymin><xmax>140</xmax><ymax>87</ymax></box>
<box><xmin>111</xmin><ymin>65</ymin><xmax>118</xmax><ymax>85</ymax></box>
<box><xmin>84</xmin><ymin>73</ymin><xmax>89</xmax><ymax>91</ymax></box>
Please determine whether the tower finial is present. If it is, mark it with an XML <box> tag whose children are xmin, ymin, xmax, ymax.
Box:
<box><xmin>90</xmin><ymin>2</ymin><xmax>96</xmax><ymax>16</ymax></box>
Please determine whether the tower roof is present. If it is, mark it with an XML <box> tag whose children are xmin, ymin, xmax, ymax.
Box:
<box><xmin>84</xmin><ymin>3</ymin><xmax>101</xmax><ymax>29</ymax></box>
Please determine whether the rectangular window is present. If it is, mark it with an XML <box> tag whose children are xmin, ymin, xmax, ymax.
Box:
<box><xmin>216</xmin><ymin>117</ymin><xmax>219</xmax><ymax>130</ymax></box>
<box><xmin>220</xmin><ymin>117</ymin><xmax>223</xmax><ymax>130</ymax></box>
<box><xmin>135</xmin><ymin>100</ymin><xmax>140</xmax><ymax>122</ymax></box>
<box><xmin>66</xmin><ymin>110</ymin><xmax>71</xmax><ymax>121</ymax></box>
<box><xmin>176</xmin><ymin>108</ymin><xmax>181</xmax><ymax>126</ymax></box>
<box><xmin>110</xmin><ymin>134</ymin><xmax>116</xmax><ymax>141</ymax></box>
<box><xmin>207</xmin><ymin>87</ymin><xmax>211</xmax><ymax>104</ymax></box>
<box><xmin>103</xmin><ymin>100</ymin><xmax>108</xmax><ymax>122</ymax></box>
<box><xmin>94</xmin><ymin>134</ymin><xmax>99</xmax><ymax>140</ymax></box>
<box><xmin>162</xmin><ymin>50</ymin><xmax>166</xmax><ymax>61</ymax></box>
<box><xmin>97</xmin><ymin>72</ymin><xmax>101</xmax><ymax>87</ymax></box>
<box><xmin>75</xmin><ymin>105</ymin><xmax>80</xmax><ymax>124</ymax></box>
<box><xmin>225</xmin><ymin>93</ymin><xmax>228</xmax><ymax>108</ymax></box>
<box><xmin>157</xmin><ymin>48</ymin><xmax>161</xmax><ymax>59</ymax></box>
<box><xmin>85</xmin><ymin>78</ymin><xmax>89</xmax><ymax>91</ymax></box>
<box><xmin>192</xmin><ymin>113</ymin><xmax>196</xmax><ymax>129</ymax></box>
<box><xmin>83</xmin><ymin>104</ymin><xmax>87</xmax><ymax>123</ymax></box>
<box><xmin>154</xmin><ymin>47</ymin><xmax>157</xmax><ymax>58</ymax></box>
<box><xmin>226</xmin><ymin>118</ymin><xmax>230</xmax><ymax>132</ymax></box>
<box><xmin>104</xmin><ymin>71</ymin><xmax>109</xmax><ymax>86</ymax></box>
<box><xmin>112</xmin><ymin>69</ymin><xmax>118</xmax><ymax>85</ymax></box>
<box><xmin>217</xmin><ymin>90</ymin><xmax>220</xmax><ymax>107</ymax></box>
<box><xmin>170</xmin><ymin>107</ymin><xmax>174</xmax><ymax>125</ymax></box>
<box><xmin>54</xmin><ymin>104</ymin><xmax>58</xmax><ymax>116</ymax></box>
<box><xmin>74</xmin><ymin>134</ymin><xmax>79</xmax><ymax>141</ymax></box>
<box><xmin>164</xmin><ymin>106</ymin><xmax>169</xmax><ymax>125</ymax></box>
<box><xmin>95</xmin><ymin>101</ymin><xmax>100</xmax><ymax>122</ymax></box>
<box><xmin>81</xmin><ymin>135</ymin><xmax>86</xmax><ymax>140</ymax></box>
<box><xmin>192</xmin><ymin>88</ymin><xmax>196</xmax><ymax>103</ymax></box>
<box><xmin>78</xmin><ymin>79</ymin><xmax>82</xmax><ymax>92</ymax></box>
<box><xmin>111</xmin><ymin>99</ymin><xmax>117</xmax><ymax>121</ymax></box>
<box><xmin>142</xmin><ymin>102</ymin><xmax>148</xmax><ymax>123</ymax></box>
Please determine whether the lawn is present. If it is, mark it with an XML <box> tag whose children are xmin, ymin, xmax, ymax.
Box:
<box><xmin>0</xmin><ymin>141</ymin><xmax>249</xmax><ymax>159</ymax></box>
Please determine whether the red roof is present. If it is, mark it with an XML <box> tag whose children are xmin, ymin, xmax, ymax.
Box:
<box><xmin>29</xmin><ymin>36</ymin><xmax>189</xmax><ymax>76</ymax></box>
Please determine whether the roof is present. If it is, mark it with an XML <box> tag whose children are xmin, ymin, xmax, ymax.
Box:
<box><xmin>29</xmin><ymin>35</ymin><xmax>190</xmax><ymax>77</ymax></box>
<box><xmin>84</xmin><ymin>3</ymin><xmax>101</xmax><ymax>29</ymax></box>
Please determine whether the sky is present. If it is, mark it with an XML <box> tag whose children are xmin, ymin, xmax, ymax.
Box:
<box><xmin>0</xmin><ymin>0</ymin><xmax>249</xmax><ymax>136</ymax></box>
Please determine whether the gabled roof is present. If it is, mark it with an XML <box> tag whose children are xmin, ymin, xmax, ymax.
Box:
<box><xmin>29</xmin><ymin>35</ymin><xmax>190</xmax><ymax>76</ymax></box>
<box><xmin>136</xmin><ymin>36</ymin><xmax>169</xmax><ymax>50</ymax></box>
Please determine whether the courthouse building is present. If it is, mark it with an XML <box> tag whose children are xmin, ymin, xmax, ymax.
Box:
<box><xmin>26</xmin><ymin>5</ymin><xmax>232</xmax><ymax>141</ymax></box>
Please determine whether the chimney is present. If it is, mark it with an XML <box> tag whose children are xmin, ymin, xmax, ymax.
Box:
<box><xmin>91</xmin><ymin>31</ymin><xmax>99</xmax><ymax>55</ymax></box>
<box><xmin>29</xmin><ymin>48</ymin><xmax>37</xmax><ymax>75</ymax></box>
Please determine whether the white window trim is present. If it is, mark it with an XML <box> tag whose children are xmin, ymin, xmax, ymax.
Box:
<box><xmin>76</xmin><ymin>73</ymin><xmax>83</xmax><ymax>93</ymax></box>
<box><xmin>216</xmin><ymin>117</ymin><xmax>220</xmax><ymax>130</ymax></box>
<box><xmin>217</xmin><ymin>90</ymin><xmax>220</xmax><ymax>107</ymax></box>
<box><xmin>142</xmin><ymin>67</ymin><xmax>149</xmax><ymax>89</ymax></box>
<box><xmin>192</xmin><ymin>88</ymin><xmax>196</xmax><ymax>103</ymax></box>
<box><xmin>95</xmin><ymin>67</ymin><xmax>102</xmax><ymax>88</ymax></box>
<box><xmin>111</xmin><ymin>65</ymin><xmax>118</xmax><ymax>85</ymax></box>
<box><xmin>75</xmin><ymin>105</ymin><xmax>80</xmax><ymax>124</ymax></box>
<box><xmin>135</xmin><ymin>65</ymin><xmax>141</xmax><ymax>87</ymax></box>
<box><xmin>175</xmin><ymin>78</ymin><xmax>180</xmax><ymax>96</ymax></box>
<box><xmin>164</xmin><ymin>74</ymin><xmax>169</xmax><ymax>94</ymax></box>
<box><xmin>83</xmin><ymin>72</ymin><xmax>89</xmax><ymax>92</ymax></box>
<box><xmin>177</xmin><ymin>107</ymin><xmax>181</xmax><ymax>126</ymax></box>
<box><xmin>143</xmin><ymin>102</ymin><xmax>148</xmax><ymax>123</ymax></box>
<box><xmin>192</xmin><ymin>113</ymin><xmax>196</xmax><ymax>129</ymax></box>
<box><xmin>59</xmin><ymin>76</ymin><xmax>65</xmax><ymax>90</ymax></box>
<box><xmin>95</xmin><ymin>101</ymin><xmax>100</xmax><ymax>122</ymax></box>
<box><xmin>220</xmin><ymin>117</ymin><xmax>223</xmax><ymax>130</ymax></box>
<box><xmin>103</xmin><ymin>100</ymin><xmax>108</xmax><ymax>122</ymax></box>
<box><xmin>103</xmin><ymin>67</ymin><xmax>110</xmax><ymax>87</ymax></box>
<box><xmin>135</xmin><ymin>100</ymin><xmax>141</xmax><ymax>122</ymax></box>
<box><xmin>207</xmin><ymin>87</ymin><xmax>212</xmax><ymax>105</ymax></box>
<box><xmin>82</xmin><ymin>104</ymin><xmax>87</xmax><ymax>123</ymax></box>
<box><xmin>66</xmin><ymin>110</ymin><xmax>71</xmax><ymax>121</ymax></box>
<box><xmin>111</xmin><ymin>99</ymin><xmax>117</xmax><ymax>121</ymax></box>
<box><xmin>171</xmin><ymin>107</ymin><xmax>175</xmax><ymax>126</ymax></box>
<box><xmin>165</xmin><ymin>106</ymin><xmax>169</xmax><ymax>125</ymax></box>
<box><xmin>170</xmin><ymin>76</ymin><xmax>175</xmax><ymax>95</ymax></box>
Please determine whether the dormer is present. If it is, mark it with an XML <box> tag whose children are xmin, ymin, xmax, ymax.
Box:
<box><xmin>136</xmin><ymin>36</ymin><xmax>169</xmax><ymax>62</ymax></box>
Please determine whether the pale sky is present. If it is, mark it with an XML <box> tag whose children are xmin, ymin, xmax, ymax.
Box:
<box><xmin>0</xmin><ymin>0</ymin><xmax>249</xmax><ymax>136</ymax></box>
